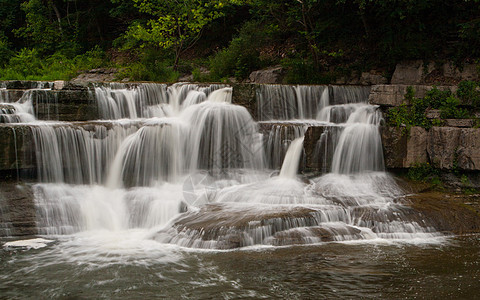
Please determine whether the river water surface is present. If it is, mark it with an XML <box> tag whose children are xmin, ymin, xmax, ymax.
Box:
<box><xmin>1</xmin><ymin>235</ymin><xmax>479</xmax><ymax>299</ymax></box>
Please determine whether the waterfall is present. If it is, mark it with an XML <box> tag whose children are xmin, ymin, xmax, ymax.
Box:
<box><xmin>330</xmin><ymin>105</ymin><xmax>385</xmax><ymax>174</ymax></box>
<box><xmin>262</xmin><ymin>123</ymin><xmax>306</xmax><ymax>169</ymax></box>
<box><xmin>94</xmin><ymin>82</ymin><xmax>227</xmax><ymax>119</ymax></box>
<box><xmin>279</xmin><ymin>136</ymin><xmax>305</xmax><ymax>178</ymax></box>
<box><xmin>0</xmin><ymin>81</ymin><xmax>442</xmax><ymax>249</ymax></box>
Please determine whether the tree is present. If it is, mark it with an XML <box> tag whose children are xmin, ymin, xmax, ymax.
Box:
<box><xmin>125</xmin><ymin>0</ymin><xmax>229</xmax><ymax>70</ymax></box>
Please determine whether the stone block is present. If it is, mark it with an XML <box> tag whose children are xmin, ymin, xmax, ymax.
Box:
<box><xmin>444</xmin><ymin>119</ymin><xmax>475</xmax><ymax>128</ymax></box>
<box><xmin>427</xmin><ymin>127</ymin><xmax>461</xmax><ymax>169</ymax></box>
<box><xmin>249</xmin><ymin>66</ymin><xmax>285</xmax><ymax>84</ymax></box>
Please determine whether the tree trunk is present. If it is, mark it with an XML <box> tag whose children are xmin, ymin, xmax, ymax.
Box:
<box><xmin>50</xmin><ymin>1</ymin><xmax>63</xmax><ymax>35</ymax></box>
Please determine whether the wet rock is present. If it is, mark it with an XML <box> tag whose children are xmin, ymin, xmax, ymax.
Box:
<box><xmin>1</xmin><ymin>81</ymin><xmax>52</xmax><ymax>90</ymax></box>
<box><xmin>249</xmin><ymin>66</ymin><xmax>285</xmax><ymax>84</ymax></box>
<box><xmin>407</xmin><ymin>191</ymin><xmax>480</xmax><ymax>234</ymax></box>
<box><xmin>231</xmin><ymin>83</ymin><xmax>257</xmax><ymax>118</ymax></box>
<box><xmin>405</xmin><ymin>127</ymin><xmax>428</xmax><ymax>166</ymax></box>
<box><xmin>156</xmin><ymin>204</ymin><xmax>324</xmax><ymax>249</ymax></box>
<box><xmin>381</xmin><ymin>126</ymin><xmax>428</xmax><ymax>169</ymax></box>
<box><xmin>0</xmin><ymin>90</ymin><xmax>25</xmax><ymax>102</ymax></box>
<box><xmin>381</xmin><ymin>126</ymin><xmax>408</xmax><ymax>169</ymax></box>
<box><xmin>0</xmin><ymin>181</ymin><xmax>37</xmax><ymax>237</ymax></box>
<box><xmin>31</xmin><ymin>90</ymin><xmax>98</xmax><ymax>121</ymax></box>
<box><xmin>0</xmin><ymin>125</ymin><xmax>36</xmax><ymax>174</ymax></box>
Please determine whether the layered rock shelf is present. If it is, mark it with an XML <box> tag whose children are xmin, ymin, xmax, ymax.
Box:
<box><xmin>2</xmin><ymin>80</ymin><xmax>480</xmax><ymax>176</ymax></box>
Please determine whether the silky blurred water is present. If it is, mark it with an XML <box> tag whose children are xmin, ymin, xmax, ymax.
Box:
<box><xmin>1</xmin><ymin>235</ymin><xmax>479</xmax><ymax>299</ymax></box>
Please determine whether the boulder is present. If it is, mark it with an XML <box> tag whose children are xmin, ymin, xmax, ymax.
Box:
<box><xmin>52</xmin><ymin>80</ymin><xmax>66</xmax><ymax>90</ymax></box>
<box><xmin>249</xmin><ymin>66</ymin><xmax>285</xmax><ymax>84</ymax></box>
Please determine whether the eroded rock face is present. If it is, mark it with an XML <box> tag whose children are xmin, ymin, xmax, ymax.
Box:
<box><xmin>72</xmin><ymin>68</ymin><xmax>118</xmax><ymax>83</ymax></box>
<box><xmin>0</xmin><ymin>182</ymin><xmax>36</xmax><ymax>237</ymax></box>
<box><xmin>457</xmin><ymin>129</ymin><xmax>480</xmax><ymax>170</ymax></box>
<box><xmin>369</xmin><ymin>85</ymin><xmax>457</xmax><ymax>107</ymax></box>
<box><xmin>0</xmin><ymin>125</ymin><xmax>35</xmax><ymax>173</ymax></box>
<box><xmin>249</xmin><ymin>66</ymin><xmax>285</xmax><ymax>84</ymax></box>
<box><xmin>405</xmin><ymin>127</ymin><xmax>428</xmax><ymax>167</ymax></box>
<box><xmin>231</xmin><ymin>83</ymin><xmax>257</xmax><ymax>118</ymax></box>
<box><xmin>381</xmin><ymin>126</ymin><xmax>428</xmax><ymax>169</ymax></box>
<box><xmin>391</xmin><ymin>61</ymin><xmax>479</xmax><ymax>85</ymax></box>
<box><xmin>427</xmin><ymin>127</ymin><xmax>461</xmax><ymax>169</ymax></box>
<box><xmin>391</xmin><ymin>60</ymin><xmax>434</xmax><ymax>85</ymax></box>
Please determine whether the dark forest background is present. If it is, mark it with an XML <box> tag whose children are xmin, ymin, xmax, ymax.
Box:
<box><xmin>1</xmin><ymin>0</ymin><xmax>479</xmax><ymax>82</ymax></box>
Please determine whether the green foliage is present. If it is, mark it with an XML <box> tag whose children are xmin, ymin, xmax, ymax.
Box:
<box><xmin>191</xmin><ymin>68</ymin><xmax>212</xmax><ymax>82</ymax></box>
<box><xmin>424</xmin><ymin>87</ymin><xmax>452</xmax><ymax>109</ymax></box>
<box><xmin>281</xmin><ymin>57</ymin><xmax>336</xmax><ymax>84</ymax></box>
<box><xmin>0</xmin><ymin>47</ymin><xmax>108</xmax><ymax>81</ymax></box>
<box><xmin>460</xmin><ymin>174</ymin><xmax>478</xmax><ymax>195</ymax></box>
<box><xmin>439</xmin><ymin>95</ymin><xmax>470</xmax><ymax>119</ymax></box>
<box><xmin>116</xmin><ymin>49</ymin><xmax>179</xmax><ymax>82</ymax></box>
<box><xmin>0</xmin><ymin>35</ymin><xmax>12</xmax><ymax>67</ymax></box>
<box><xmin>457</xmin><ymin>80</ymin><xmax>480</xmax><ymax>107</ymax></box>
<box><xmin>387</xmin><ymin>86</ymin><xmax>431</xmax><ymax>130</ymax></box>
<box><xmin>14</xmin><ymin>0</ymin><xmax>63</xmax><ymax>54</ymax></box>
<box><xmin>209</xmin><ymin>20</ymin><xmax>271</xmax><ymax>80</ymax></box>
<box><xmin>407</xmin><ymin>162</ymin><xmax>441</xmax><ymax>187</ymax></box>
<box><xmin>388</xmin><ymin>84</ymin><xmax>475</xmax><ymax>130</ymax></box>
<box><xmin>125</xmin><ymin>0</ymin><xmax>229</xmax><ymax>69</ymax></box>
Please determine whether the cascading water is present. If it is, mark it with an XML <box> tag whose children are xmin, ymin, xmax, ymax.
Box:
<box><xmin>1</xmin><ymin>81</ymin><xmax>442</xmax><ymax>253</ymax></box>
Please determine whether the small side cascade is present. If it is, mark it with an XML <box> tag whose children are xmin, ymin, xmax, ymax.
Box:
<box><xmin>0</xmin><ymin>88</ymin><xmax>56</xmax><ymax>123</ymax></box>
<box><xmin>31</xmin><ymin>123</ymin><xmax>141</xmax><ymax>184</ymax></box>
<box><xmin>279</xmin><ymin>136</ymin><xmax>305</xmax><ymax>178</ymax></box>
<box><xmin>94</xmin><ymin>83</ymin><xmax>168</xmax><ymax>119</ymax></box>
<box><xmin>94</xmin><ymin>82</ymin><xmax>227</xmax><ymax>119</ymax></box>
<box><xmin>257</xmin><ymin>85</ymin><xmax>329</xmax><ymax>120</ymax></box>
<box><xmin>330</xmin><ymin>105</ymin><xmax>385</xmax><ymax>174</ymax></box>
<box><xmin>262</xmin><ymin>123</ymin><xmax>307</xmax><ymax>170</ymax></box>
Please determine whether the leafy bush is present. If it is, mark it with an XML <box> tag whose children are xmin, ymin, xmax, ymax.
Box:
<box><xmin>209</xmin><ymin>20</ymin><xmax>272</xmax><ymax>80</ymax></box>
<box><xmin>387</xmin><ymin>86</ymin><xmax>431</xmax><ymax>129</ymax></box>
<box><xmin>457</xmin><ymin>80</ymin><xmax>480</xmax><ymax>107</ymax></box>
<box><xmin>407</xmin><ymin>162</ymin><xmax>441</xmax><ymax>187</ymax></box>
<box><xmin>210</xmin><ymin>37</ymin><xmax>261</xmax><ymax>80</ymax></box>
<box><xmin>281</xmin><ymin>57</ymin><xmax>335</xmax><ymax>84</ymax></box>
<box><xmin>439</xmin><ymin>95</ymin><xmax>470</xmax><ymax>119</ymax></box>
<box><xmin>0</xmin><ymin>46</ymin><xmax>109</xmax><ymax>81</ymax></box>
<box><xmin>116</xmin><ymin>51</ymin><xmax>179</xmax><ymax>83</ymax></box>
<box><xmin>423</xmin><ymin>87</ymin><xmax>452</xmax><ymax>109</ymax></box>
